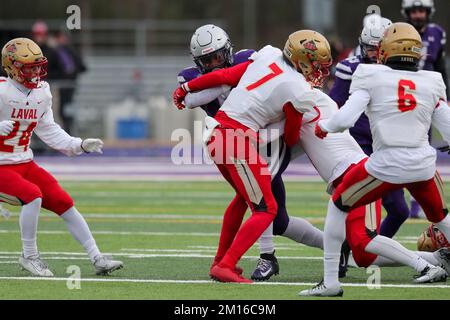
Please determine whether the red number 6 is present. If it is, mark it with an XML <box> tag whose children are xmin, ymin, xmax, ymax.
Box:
<box><xmin>398</xmin><ymin>79</ymin><xmax>417</xmax><ymax>112</ymax></box>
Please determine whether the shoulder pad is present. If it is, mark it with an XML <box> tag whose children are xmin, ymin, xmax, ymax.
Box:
<box><xmin>335</xmin><ymin>56</ymin><xmax>363</xmax><ymax>80</ymax></box>
<box><xmin>249</xmin><ymin>45</ymin><xmax>282</xmax><ymax>61</ymax></box>
<box><xmin>177</xmin><ymin>66</ymin><xmax>201</xmax><ymax>84</ymax></box>
<box><xmin>233</xmin><ymin>49</ymin><xmax>256</xmax><ymax>65</ymax></box>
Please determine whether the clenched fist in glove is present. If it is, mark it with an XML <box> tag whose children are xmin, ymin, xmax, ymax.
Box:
<box><xmin>81</xmin><ymin>139</ymin><xmax>104</xmax><ymax>154</ymax></box>
<box><xmin>0</xmin><ymin>120</ymin><xmax>15</xmax><ymax>136</ymax></box>
<box><xmin>172</xmin><ymin>85</ymin><xmax>188</xmax><ymax>110</ymax></box>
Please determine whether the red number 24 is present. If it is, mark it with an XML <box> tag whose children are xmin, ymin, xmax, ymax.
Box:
<box><xmin>246</xmin><ymin>63</ymin><xmax>283</xmax><ymax>91</ymax></box>
<box><xmin>0</xmin><ymin>121</ymin><xmax>37</xmax><ymax>153</ymax></box>
<box><xmin>398</xmin><ymin>79</ymin><xmax>417</xmax><ymax>112</ymax></box>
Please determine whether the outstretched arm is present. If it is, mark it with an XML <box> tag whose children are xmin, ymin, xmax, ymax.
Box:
<box><xmin>316</xmin><ymin>89</ymin><xmax>369</xmax><ymax>138</ymax></box>
<box><xmin>34</xmin><ymin>108</ymin><xmax>103</xmax><ymax>156</ymax></box>
<box><xmin>182</xmin><ymin>61</ymin><xmax>251</xmax><ymax>92</ymax></box>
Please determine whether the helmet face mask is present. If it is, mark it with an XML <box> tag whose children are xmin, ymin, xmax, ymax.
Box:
<box><xmin>194</xmin><ymin>45</ymin><xmax>231</xmax><ymax>74</ymax></box>
<box><xmin>307</xmin><ymin>59</ymin><xmax>332</xmax><ymax>88</ymax></box>
<box><xmin>16</xmin><ymin>58</ymin><xmax>48</xmax><ymax>89</ymax></box>
<box><xmin>2</xmin><ymin>38</ymin><xmax>48</xmax><ymax>89</ymax></box>
<box><xmin>360</xmin><ymin>43</ymin><xmax>379</xmax><ymax>63</ymax></box>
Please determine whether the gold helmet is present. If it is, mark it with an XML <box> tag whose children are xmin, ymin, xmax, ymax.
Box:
<box><xmin>417</xmin><ymin>224</ymin><xmax>450</xmax><ymax>252</ymax></box>
<box><xmin>1</xmin><ymin>37</ymin><xmax>48</xmax><ymax>89</ymax></box>
<box><xmin>377</xmin><ymin>22</ymin><xmax>422</xmax><ymax>65</ymax></box>
<box><xmin>283</xmin><ymin>30</ymin><xmax>332</xmax><ymax>88</ymax></box>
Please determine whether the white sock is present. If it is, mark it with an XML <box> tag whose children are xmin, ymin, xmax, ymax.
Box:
<box><xmin>436</xmin><ymin>215</ymin><xmax>450</xmax><ymax>242</ymax></box>
<box><xmin>282</xmin><ymin>217</ymin><xmax>323</xmax><ymax>249</ymax></box>
<box><xmin>323</xmin><ymin>199</ymin><xmax>347</xmax><ymax>288</ymax></box>
<box><xmin>372</xmin><ymin>251</ymin><xmax>439</xmax><ymax>267</ymax></box>
<box><xmin>61</xmin><ymin>207</ymin><xmax>101</xmax><ymax>262</ymax></box>
<box><xmin>259</xmin><ymin>223</ymin><xmax>275</xmax><ymax>254</ymax></box>
<box><xmin>371</xmin><ymin>255</ymin><xmax>402</xmax><ymax>267</ymax></box>
<box><xmin>365</xmin><ymin>235</ymin><xmax>429</xmax><ymax>272</ymax></box>
<box><xmin>20</xmin><ymin>198</ymin><xmax>42</xmax><ymax>259</ymax></box>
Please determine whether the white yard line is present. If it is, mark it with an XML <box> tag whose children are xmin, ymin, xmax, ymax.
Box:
<box><xmin>0</xmin><ymin>230</ymin><xmax>220</xmax><ymax>237</ymax></box>
<box><xmin>0</xmin><ymin>251</ymin><xmax>322</xmax><ymax>260</ymax></box>
<box><xmin>0</xmin><ymin>276</ymin><xmax>448</xmax><ymax>289</ymax></box>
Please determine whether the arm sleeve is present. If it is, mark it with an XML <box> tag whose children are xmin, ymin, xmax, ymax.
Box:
<box><xmin>182</xmin><ymin>61</ymin><xmax>252</xmax><ymax>92</ymax></box>
<box><xmin>282</xmin><ymin>102</ymin><xmax>303</xmax><ymax>147</ymax></box>
<box><xmin>34</xmin><ymin>108</ymin><xmax>83</xmax><ymax>156</ymax></box>
<box><xmin>432</xmin><ymin>100</ymin><xmax>450</xmax><ymax>144</ymax></box>
<box><xmin>319</xmin><ymin>89</ymin><xmax>370</xmax><ymax>133</ymax></box>
<box><xmin>184</xmin><ymin>86</ymin><xmax>231</xmax><ymax>109</ymax></box>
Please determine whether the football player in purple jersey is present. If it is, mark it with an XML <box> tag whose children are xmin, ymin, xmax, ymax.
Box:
<box><xmin>175</xmin><ymin>25</ymin><xmax>324</xmax><ymax>282</ymax></box>
<box><xmin>401</xmin><ymin>0</ymin><xmax>450</xmax><ymax>218</ymax></box>
<box><xmin>329</xmin><ymin>14</ymin><xmax>417</xmax><ymax>276</ymax></box>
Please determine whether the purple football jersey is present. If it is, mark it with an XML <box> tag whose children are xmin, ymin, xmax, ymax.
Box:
<box><xmin>329</xmin><ymin>55</ymin><xmax>373</xmax><ymax>148</ymax></box>
<box><xmin>177</xmin><ymin>49</ymin><xmax>255</xmax><ymax>117</ymax></box>
<box><xmin>419</xmin><ymin>23</ymin><xmax>446</xmax><ymax>71</ymax></box>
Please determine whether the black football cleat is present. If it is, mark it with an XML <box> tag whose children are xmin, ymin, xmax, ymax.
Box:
<box><xmin>251</xmin><ymin>251</ymin><xmax>279</xmax><ymax>281</ymax></box>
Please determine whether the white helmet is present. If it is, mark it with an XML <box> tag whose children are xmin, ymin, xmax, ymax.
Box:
<box><xmin>401</xmin><ymin>0</ymin><xmax>435</xmax><ymax>30</ymax></box>
<box><xmin>401</xmin><ymin>0</ymin><xmax>435</xmax><ymax>17</ymax></box>
<box><xmin>359</xmin><ymin>14</ymin><xmax>392</xmax><ymax>63</ymax></box>
<box><xmin>190</xmin><ymin>24</ymin><xmax>233</xmax><ymax>74</ymax></box>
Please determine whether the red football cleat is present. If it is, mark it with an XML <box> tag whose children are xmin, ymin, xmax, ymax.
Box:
<box><xmin>210</xmin><ymin>265</ymin><xmax>253</xmax><ymax>284</ymax></box>
<box><xmin>210</xmin><ymin>258</ymin><xmax>243</xmax><ymax>276</ymax></box>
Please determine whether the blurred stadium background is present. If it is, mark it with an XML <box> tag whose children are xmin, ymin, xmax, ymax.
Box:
<box><xmin>0</xmin><ymin>0</ymin><xmax>449</xmax><ymax>178</ymax></box>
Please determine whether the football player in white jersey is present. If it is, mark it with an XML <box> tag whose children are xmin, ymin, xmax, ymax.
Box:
<box><xmin>0</xmin><ymin>38</ymin><xmax>123</xmax><ymax>276</ymax></box>
<box><xmin>302</xmin><ymin>22</ymin><xmax>450</xmax><ymax>296</ymax></box>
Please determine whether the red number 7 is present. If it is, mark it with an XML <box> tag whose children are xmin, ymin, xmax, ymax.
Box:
<box><xmin>246</xmin><ymin>63</ymin><xmax>283</xmax><ymax>91</ymax></box>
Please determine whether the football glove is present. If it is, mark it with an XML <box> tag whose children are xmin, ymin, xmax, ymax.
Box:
<box><xmin>0</xmin><ymin>120</ymin><xmax>15</xmax><ymax>136</ymax></box>
<box><xmin>315</xmin><ymin>122</ymin><xmax>328</xmax><ymax>139</ymax></box>
<box><xmin>81</xmin><ymin>139</ymin><xmax>104</xmax><ymax>154</ymax></box>
<box><xmin>172</xmin><ymin>86</ymin><xmax>188</xmax><ymax>110</ymax></box>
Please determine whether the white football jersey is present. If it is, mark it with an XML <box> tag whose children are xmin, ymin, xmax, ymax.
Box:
<box><xmin>259</xmin><ymin>89</ymin><xmax>367</xmax><ymax>191</ymax></box>
<box><xmin>220</xmin><ymin>45</ymin><xmax>333</xmax><ymax>131</ymax></box>
<box><xmin>349</xmin><ymin>64</ymin><xmax>448</xmax><ymax>183</ymax></box>
<box><xmin>298</xmin><ymin>90</ymin><xmax>367</xmax><ymax>191</ymax></box>
<box><xmin>0</xmin><ymin>77</ymin><xmax>83</xmax><ymax>165</ymax></box>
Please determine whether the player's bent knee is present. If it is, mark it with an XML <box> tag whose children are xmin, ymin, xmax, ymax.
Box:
<box><xmin>352</xmin><ymin>249</ymin><xmax>377</xmax><ymax>268</ymax></box>
<box><xmin>333</xmin><ymin>196</ymin><xmax>351</xmax><ymax>212</ymax></box>
<box><xmin>43</xmin><ymin>191</ymin><xmax>74</xmax><ymax>216</ymax></box>
<box><xmin>18</xmin><ymin>186</ymin><xmax>43</xmax><ymax>206</ymax></box>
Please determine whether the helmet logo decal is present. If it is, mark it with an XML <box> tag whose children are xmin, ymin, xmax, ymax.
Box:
<box><xmin>201</xmin><ymin>47</ymin><xmax>215</xmax><ymax>54</ymax></box>
<box><xmin>303</xmin><ymin>40</ymin><xmax>318</xmax><ymax>52</ymax></box>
